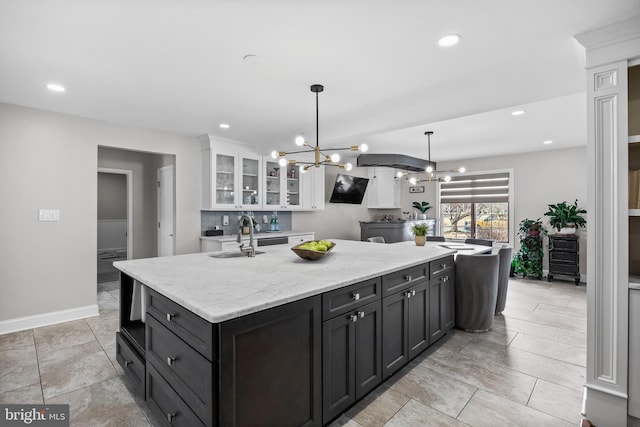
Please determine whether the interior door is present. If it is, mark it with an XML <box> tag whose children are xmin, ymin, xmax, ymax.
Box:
<box><xmin>158</xmin><ymin>165</ymin><xmax>174</xmax><ymax>257</ymax></box>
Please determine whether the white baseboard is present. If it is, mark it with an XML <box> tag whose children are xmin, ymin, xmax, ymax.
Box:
<box><xmin>0</xmin><ymin>305</ymin><xmax>100</xmax><ymax>335</ymax></box>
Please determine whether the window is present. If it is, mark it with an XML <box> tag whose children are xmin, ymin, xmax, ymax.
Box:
<box><xmin>439</xmin><ymin>171</ymin><xmax>511</xmax><ymax>242</ymax></box>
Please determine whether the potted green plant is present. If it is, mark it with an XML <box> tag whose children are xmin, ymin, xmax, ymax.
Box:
<box><xmin>412</xmin><ymin>223</ymin><xmax>428</xmax><ymax>246</ymax></box>
<box><xmin>241</xmin><ymin>216</ymin><xmax>255</xmax><ymax>235</ymax></box>
<box><xmin>513</xmin><ymin>218</ymin><xmax>547</xmax><ymax>280</ymax></box>
<box><xmin>544</xmin><ymin>199</ymin><xmax>587</xmax><ymax>234</ymax></box>
<box><xmin>412</xmin><ymin>201</ymin><xmax>432</xmax><ymax>220</ymax></box>
<box><xmin>519</xmin><ymin>218</ymin><xmax>545</xmax><ymax>237</ymax></box>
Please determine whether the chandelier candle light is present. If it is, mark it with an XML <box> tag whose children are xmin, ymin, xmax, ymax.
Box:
<box><xmin>404</xmin><ymin>131</ymin><xmax>466</xmax><ymax>184</ymax></box>
<box><xmin>271</xmin><ymin>84</ymin><xmax>369</xmax><ymax>172</ymax></box>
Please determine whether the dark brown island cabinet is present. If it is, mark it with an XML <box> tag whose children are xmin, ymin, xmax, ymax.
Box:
<box><xmin>547</xmin><ymin>234</ymin><xmax>580</xmax><ymax>285</ymax></box>
<box><xmin>116</xmin><ymin>255</ymin><xmax>455</xmax><ymax>427</ymax></box>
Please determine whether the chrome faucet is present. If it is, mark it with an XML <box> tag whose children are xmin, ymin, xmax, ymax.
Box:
<box><xmin>236</xmin><ymin>214</ymin><xmax>256</xmax><ymax>257</ymax></box>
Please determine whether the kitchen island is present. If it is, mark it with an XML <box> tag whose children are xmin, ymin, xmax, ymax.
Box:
<box><xmin>114</xmin><ymin>239</ymin><xmax>487</xmax><ymax>427</ymax></box>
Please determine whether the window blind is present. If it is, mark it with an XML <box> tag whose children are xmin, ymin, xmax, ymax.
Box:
<box><xmin>440</xmin><ymin>172</ymin><xmax>510</xmax><ymax>203</ymax></box>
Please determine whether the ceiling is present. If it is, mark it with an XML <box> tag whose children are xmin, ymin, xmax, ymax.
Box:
<box><xmin>1</xmin><ymin>0</ymin><xmax>638</xmax><ymax>162</ymax></box>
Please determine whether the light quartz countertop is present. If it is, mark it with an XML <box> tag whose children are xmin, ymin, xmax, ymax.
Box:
<box><xmin>199</xmin><ymin>230</ymin><xmax>314</xmax><ymax>242</ymax></box>
<box><xmin>114</xmin><ymin>239</ymin><xmax>488</xmax><ymax>323</ymax></box>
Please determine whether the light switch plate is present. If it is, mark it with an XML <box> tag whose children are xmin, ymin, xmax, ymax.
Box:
<box><xmin>263</xmin><ymin>215</ymin><xmax>268</xmax><ymax>223</ymax></box>
<box><xmin>39</xmin><ymin>209</ymin><xmax>60</xmax><ymax>221</ymax></box>
<box><xmin>409</xmin><ymin>186</ymin><xmax>425</xmax><ymax>193</ymax></box>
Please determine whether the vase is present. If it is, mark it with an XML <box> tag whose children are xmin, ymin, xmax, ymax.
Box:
<box><xmin>419</xmin><ymin>214</ymin><xmax>427</xmax><ymax>220</ymax></box>
<box><xmin>242</xmin><ymin>226</ymin><xmax>250</xmax><ymax>235</ymax></box>
<box><xmin>415</xmin><ymin>236</ymin><xmax>426</xmax><ymax>246</ymax></box>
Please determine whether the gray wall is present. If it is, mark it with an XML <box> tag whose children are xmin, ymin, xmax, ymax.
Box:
<box><xmin>97</xmin><ymin>173</ymin><xmax>127</xmax><ymax>220</ymax></box>
<box><xmin>0</xmin><ymin>103</ymin><xmax>201</xmax><ymax>324</ymax></box>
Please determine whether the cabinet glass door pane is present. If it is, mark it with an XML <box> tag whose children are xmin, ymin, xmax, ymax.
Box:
<box><xmin>287</xmin><ymin>165</ymin><xmax>300</xmax><ymax>206</ymax></box>
<box><xmin>265</xmin><ymin>161</ymin><xmax>281</xmax><ymax>206</ymax></box>
<box><xmin>242</xmin><ymin>158</ymin><xmax>260</xmax><ymax>206</ymax></box>
<box><xmin>216</xmin><ymin>154</ymin><xmax>235</xmax><ymax>205</ymax></box>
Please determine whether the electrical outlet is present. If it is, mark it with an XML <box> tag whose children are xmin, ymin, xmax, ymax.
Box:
<box><xmin>222</xmin><ymin>215</ymin><xmax>229</xmax><ymax>226</ymax></box>
<box><xmin>263</xmin><ymin>215</ymin><xmax>268</xmax><ymax>223</ymax></box>
<box><xmin>39</xmin><ymin>209</ymin><xmax>60</xmax><ymax>221</ymax></box>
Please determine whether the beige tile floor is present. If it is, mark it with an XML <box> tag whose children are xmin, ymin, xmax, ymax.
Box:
<box><xmin>0</xmin><ymin>277</ymin><xmax>586</xmax><ymax>426</ymax></box>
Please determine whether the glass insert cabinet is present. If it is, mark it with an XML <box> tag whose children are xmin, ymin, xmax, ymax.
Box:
<box><xmin>200</xmin><ymin>135</ymin><xmax>325</xmax><ymax>211</ymax></box>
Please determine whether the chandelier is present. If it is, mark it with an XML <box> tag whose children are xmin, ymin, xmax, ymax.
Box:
<box><xmin>398</xmin><ymin>131</ymin><xmax>466</xmax><ymax>184</ymax></box>
<box><xmin>271</xmin><ymin>84</ymin><xmax>369</xmax><ymax>172</ymax></box>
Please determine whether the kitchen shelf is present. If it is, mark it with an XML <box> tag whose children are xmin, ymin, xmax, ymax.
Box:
<box><xmin>630</xmin><ymin>135</ymin><xmax>640</xmax><ymax>143</ymax></box>
<box><xmin>630</xmin><ymin>209</ymin><xmax>640</xmax><ymax>216</ymax></box>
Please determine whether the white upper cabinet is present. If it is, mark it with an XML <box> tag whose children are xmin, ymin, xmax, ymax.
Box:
<box><xmin>200</xmin><ymin>135</ymin><xmax>263</xmax><ymax>210</ymax></box>
<box><xmin>201</xmin><ymin>134</ymin><xmax>325</xmax><ymax>211</ymax></box>
<box><xmin>301</xmin><ymin>165</ymin><xmax>325</xmax><ymax>210</ymax></box>
<box><xmin>263</xmin><ymin>160</ymin><xmax>303</xmax><ymax>210</ymax></box>
<box><xmin>367</xmin><ymin>168</ymin><xmax>401</xmax><ymax>208</ymax></box>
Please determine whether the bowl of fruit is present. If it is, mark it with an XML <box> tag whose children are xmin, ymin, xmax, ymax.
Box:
<box><xmin>291</xmin><ymin>240</ymin><xmax>336</xmax><ymax>260</ymax></box>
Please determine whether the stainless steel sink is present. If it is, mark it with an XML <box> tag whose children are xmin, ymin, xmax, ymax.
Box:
<box><xmin>209</xmin><ymin>251</ymin><xmax>265</xmax><ymax>259</ymax></box>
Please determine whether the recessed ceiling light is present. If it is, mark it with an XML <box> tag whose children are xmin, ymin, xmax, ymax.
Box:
<box><xmin>543</xmin><ymin>140</ymin><xmax>553</xmax><ymax>145</ymax></box>
<box><xmin>511</xmin><ymin>110</ymin><xmax>525</xmax><ymax>116</ymax></box>
<box><xmin>219</xmin><ymin>123</ymin><xmax>230</xmax><ymax>129</ymax></box>
<box><xmin>46</xmin><ymin>83</ymin><xmax>65</xmax><ymax>92</ymax></box>
<box><xmin>438</xmin><ymin>34</ymin><xmax>461</xmax><ymax>47</ymax></box>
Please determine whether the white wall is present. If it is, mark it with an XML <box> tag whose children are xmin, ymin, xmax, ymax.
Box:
<box><xmin>0</xmin><ymin>103</ymin><xmax>201</xmax><ymax>328</ymax></box>
<box><xmin>292</xmin><ymin>166</ymin><xmax>439</xmax><ymax>240</ymax></box>
<box><xmin>293</xmin><ymin>166</ymin><xmax>375</xmax><ymax>240</ymax></box>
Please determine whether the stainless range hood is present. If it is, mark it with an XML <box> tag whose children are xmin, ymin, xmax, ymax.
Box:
<box><xmin>356</xmin><ymin>153</ymin><xmax>435</xmax><ymax>172</ymax></box>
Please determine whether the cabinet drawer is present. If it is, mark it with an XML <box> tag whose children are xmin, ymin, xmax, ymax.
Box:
<box><xmin>550</xmin><ymin>251</ymin><xmax>578</xmax><ymax>263</ymax></box>
<box><xmin>549</xmin><ymin>262</ymin><xmax>579</xmax><ymax>275</ymax></box>
<box><xmin>146</xmin><ymin>288</ymin><xmax>216</xmax><ymax>361</ymax></box>
<box><xmin>382</xmin><ymin>264</ymin><xmax>428</xmax><ymax>297</ymax></box>
<box><xmin>146</xmin><ymin>364</ymin><xmax>206</xmax><ymax>427</ymax></box>
<box><xmin>430</xmin><ymin>256</ymin><xmax>454</xmax><ymax>278</ymax></box>
<box><xmin>322</xmin><ymin>277</ymin><xmax>381</xmax><ymax>320</ymax></box>
<box><xmin>146</xmin><ymin>315</ymin><xmax>215</xmax><ymax>426</ymax></box>
<box><xmin>115</xmin><ymin>332</ymin><xmax>145</xmax><ymax>397</ymax></box>
<box><xmin>550</xmin><ymin>238</ymin><xmax>578</xmax><ymax>251</ymax></box>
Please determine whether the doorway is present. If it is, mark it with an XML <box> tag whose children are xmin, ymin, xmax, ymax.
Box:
<box><xmin>97</xmin><ymin>168</ymin><xmax>133</xmax><ymax>283</ymax></box>
<box><xmin>157</xmin><ymin>165</ymin><xmax>175</xmax><ymax>257</ymax></box>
